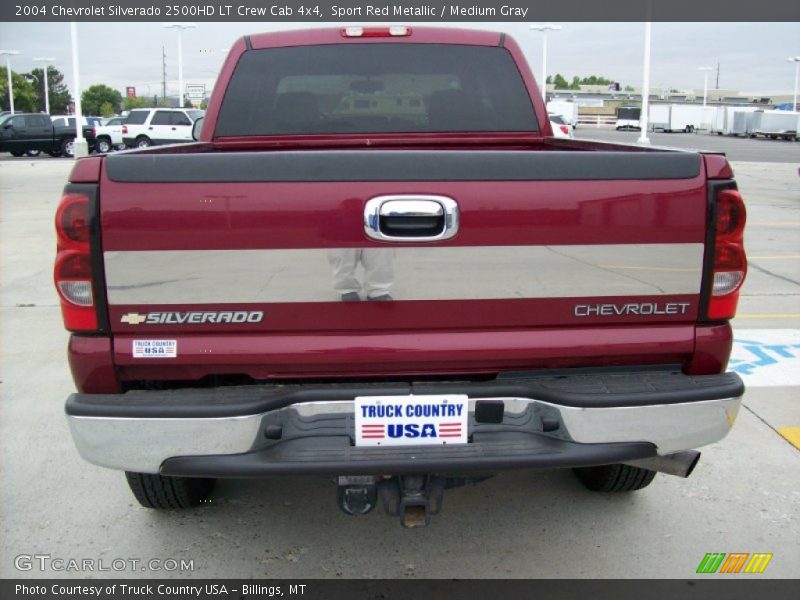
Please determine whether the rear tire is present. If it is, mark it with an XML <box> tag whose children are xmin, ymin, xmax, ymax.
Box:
<box><xmin>10</xmin><ymin>151</ymin><xmax>24</xmax><ymax>157</ymax></box>
<box><xmin>573</xmin><ymin>463</ymin><xmax>656</xmax><ymax>492</ymax></box>
<box><xmin>135</xmin><ymin>136</ymin><xmax>152</xmax><ymax>148</ymax></box>
<box><xmin>95</xmin><ymin>137</ymin><xmax>112</xmax><ymax>153</ymax></box>
<box><xmin>26</xmin><ymin>149</ymin><xmax>41</xmax><ymax>157</ymax></box>
<box><xmin>125</xmin><ymin>472</ymin><xmax>216</xmax><ymax>509</ymax></box>
<box><xmin>61</xmin><ymin>137</ymin><xmax>75</xmax><ymax>158</ymax></box>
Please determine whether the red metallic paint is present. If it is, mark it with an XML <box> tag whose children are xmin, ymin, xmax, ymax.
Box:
<box><xmin>68</xmin><ymin>156</ymin><xmax>102</xmax><ymax>183</ymax></box>
<box><xmin>61</xmin><ymin>27</ymin><xmax>740</xmax><ymax>391</ymax></box>
<box><xmin>99</xmin><ymin>176</ymin><xmax>707</xmax><ymax>251</ymax></box>
<box><xmin>68</xmin><ymin>335</ymin><xmax>120</xmax><ymax>393</ymax></box>
<box><xmin>112</xmin><ymin>324</ymin><xmax>695</xmax><ymax>382</ymax></box>
<box><xmin>687</xmin><ymin>323</ymin><xmax>734</xmax><ymax>375</ymax></box>
<box><xmin>703</xmin><ymin>154</ymin><xmax>735</xmax><ymax>180</ymax></box>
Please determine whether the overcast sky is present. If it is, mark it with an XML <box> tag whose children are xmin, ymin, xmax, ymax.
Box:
<box><xmin>0</xmin><ymin>21</ymin><xmax>798</xmax><ymax>98</ymax></box>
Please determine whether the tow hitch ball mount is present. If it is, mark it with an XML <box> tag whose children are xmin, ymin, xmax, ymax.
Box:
<box><xmin>336</xmin><ymin>475</ymin><xmax>445</xmax><ymax>528</ymax></box>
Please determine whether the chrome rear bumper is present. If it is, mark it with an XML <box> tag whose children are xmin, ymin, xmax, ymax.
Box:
<box><xmin>66</xmin><ymin>370</ymin><xmax>743</xmax><ymax>475</ymax></box>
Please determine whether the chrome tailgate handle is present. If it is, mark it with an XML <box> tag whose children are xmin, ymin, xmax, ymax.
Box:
<box><xmin>364</xmin><ymin>195</ymin><xmax>459</xmax><ymax>242</ymax></box>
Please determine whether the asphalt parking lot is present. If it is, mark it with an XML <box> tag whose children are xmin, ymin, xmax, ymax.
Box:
<box><xmin>0</xmin><ymin>136</ymin><xmax>798</xmax><ymax>579</ymax></box>
<box><xmin>575</xmin><ymin>126</ymin><xmax>800</xmax><ymax>162</ymax></box>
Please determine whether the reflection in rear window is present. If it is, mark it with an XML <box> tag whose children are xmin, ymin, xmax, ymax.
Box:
<box><xmin>216</xmin><ymin>44</ymin><xmax>538</xmax><ymax>136</ymax></box>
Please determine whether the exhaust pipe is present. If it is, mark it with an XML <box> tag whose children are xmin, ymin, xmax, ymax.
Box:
<box><xmin>624</xmin><ymin>450</ymin><xmax>701</xmax><ymax>478</ymax></box>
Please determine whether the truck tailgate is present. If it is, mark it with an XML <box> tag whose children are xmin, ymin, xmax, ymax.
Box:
<box><xmin>99</xmin><ymin>149</ymin><xmax>708</xmax><ymax>379</ymax></box>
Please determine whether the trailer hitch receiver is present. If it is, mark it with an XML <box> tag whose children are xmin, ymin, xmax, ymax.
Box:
<box><xmin>378</xmin><ymin>475</ymin><xmax>445</xmax><ymax>528</ymax></box>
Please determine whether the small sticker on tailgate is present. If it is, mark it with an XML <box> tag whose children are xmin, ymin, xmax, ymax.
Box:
<box><xmin>355</xmin><ymin>395</ymin><xmax>468</xmax><ymax>447</ymax></box>
<box><xmin>132</xmin><ymin>339</ymin><xmax>177</xmax><ymax>358</ymax></box>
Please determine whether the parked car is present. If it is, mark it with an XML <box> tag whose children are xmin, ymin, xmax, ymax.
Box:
<box><xmin>0</xmin><ymin>113</ymin><xmax>96</xmax><ymax>157</ymax></box>
<box><xmin>93</xmin><ymin>116</ymin><xmax>127</xmax><ymax>153</ymax></box>
<box><xmin>50</xmin><ymin>115</ymin><xmax>103</xmax><ymax>128</ymax></box>
<box><xmin>122</xmin><ymin>108</ymin><xmax>204</xmax><ymax>148</ymax></box>
<box><xmin>548</xmin><ymin>113</ymin><xmax>573</xmax><ymax>138</ymax></box>
<box><xmin>58</xmin><ymin>27</ymin><xmax>747</xmax><ymax>527</ymax></box>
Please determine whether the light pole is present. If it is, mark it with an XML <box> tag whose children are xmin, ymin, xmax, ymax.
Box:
<box><xmin>698</xmin><ymin>66</ymin><xmax>713</xmax><ymax>107</ymax></box>
<box><xmin>69</xmin><ymin>22</ymin><xmax>88</xmax><ymax>157</ymax></box>
<box><xmin>789</xmin><ymin>57</ymin><xmax>800</xmax><ymax>111</ymax></box>
<box><xmin>637</xmin><ymin>22</ymin><xmax>652</xmax><ymax>144</ymax></box>
<box><xmin>33</xmin><ymin>57</ymin><xmax>55</xmax><ymax>114</ymax></box>
<box><xmin>529</xmin><ymin>24</ymin><xmax>562</xmax><ymax>103</ymax></box>
<box><xmin>0</xmin><ymin>50</ymin><xmax>21</xmax><ymax>113</ymax></box>
<box><xmin>163</xmin><ymin>23</ymin><xmax>196</xmax><ymax>108</ymax></box>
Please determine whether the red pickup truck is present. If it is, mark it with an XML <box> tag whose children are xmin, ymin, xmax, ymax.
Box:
<box><xmin>56</xmin><ymin>27</ymin><xmax>747</xmax><ymax>527</ymax></box>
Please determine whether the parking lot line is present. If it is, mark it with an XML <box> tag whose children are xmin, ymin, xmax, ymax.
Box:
<box><xmin>777</xmin><ymin>427</ymin><xmax>800</xmax><ymax>450</ymax></box>
<box><xmin>598</xmin><ymin>264</ymin><xmax>699</xmax><ymax>272</ymax></box>
<box><xmin>747</xmin><ymin>255</ymin><xmax>800</xmax><ymax>260</ymax></box>
<box><xmin>736</xmin><ymin>314</ymin><xmax>800</xmax><ymax>319</ymax></box>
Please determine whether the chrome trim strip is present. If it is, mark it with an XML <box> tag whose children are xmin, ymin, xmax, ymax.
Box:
<box><xmin>104</xmin><ymin>243</ymin><xmax>703</xmax><ymax>305</ymax></box>
<box><xmin>67</xmin><ymin>395</ymin><xmax>741</xmax><ymax>474</ymax></box>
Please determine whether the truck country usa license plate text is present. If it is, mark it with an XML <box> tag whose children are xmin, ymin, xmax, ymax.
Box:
<box><xmin>354</xmin><ymin>395</ymin><xmax>469</xmax><ymax>447</ymax></box>
<box><xmin>132</xmin><ymin>339</ymin><xmax>177</xmax><ymax>358</ymax></box>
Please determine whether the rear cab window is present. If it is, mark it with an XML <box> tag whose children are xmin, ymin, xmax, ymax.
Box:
<box><xmin>215</xmin><ymin>44</ymin><xmax>538</xmax><ymax>136</ymax></box>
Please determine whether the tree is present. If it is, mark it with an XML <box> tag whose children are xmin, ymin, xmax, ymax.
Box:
<box><xmin>183</xmin><ymin>99</ymin><xmax>194</xmax><ymax>108</ymax></box>
<box><xmin>29</xmin><ymin>66</ymin><xmax>71</xmax><ymax>114</ymax></box>
<box><xmin>545</xmin><ymin>75</ymin><xmax>552</xmax><ymax>84</ymax></box>
<box><xmin>552</xmin><ymin>73</ymin><xmax>570</xmax><ymax>89</ymax></box>
<box><xmin>0</xmin><ymin>67</ymin><xmax>38</xmax><ymax>112</ymax></box>
<box><xmin>81</xmin><ymin>84</ymin><xmax>122</xmax><ymax>116</ymax></box>
<box><xmin>570</xmin><ymin>76</ymin><xmax>582</xmax><ymax>90</ymax></box>
<box><xmin>123</xmin><ymin>96</ymin><xmax>151</xmax><ymax>110</ymax></box>
<box><xmin>99</xmin><ymin>101</ymin><xmax>116</xmax><ymax>117</ymax></box>
<box><xmin>624</xmin><ymin>85</ymin><xmax>635</xmax><ymax>92</ymax></box>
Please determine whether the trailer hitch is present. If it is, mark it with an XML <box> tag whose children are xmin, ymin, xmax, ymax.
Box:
<box><xmin>337</xmin><ymin>474</ymin><xmax>492</xmax><ymax>527</ymax></box>
<box><xmin>378</xmin><ymin>475</ymin><xmax>445</xmax><ymax>528</ymax></box>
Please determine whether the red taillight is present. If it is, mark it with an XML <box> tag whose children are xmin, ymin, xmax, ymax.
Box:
<box><xmin>707</xmin><ymin>188</ymin><xmax>747</xmax><ymax>321</ymax></box>
<box><xmin>54</xmin><ymin>193</ymin><xmax>98</xmax><ymax>331</ymax></box>
<box><xmin>91</xmin><ymin>127</ymin><xmax>96</xmax><ymax>138</ymax></box>
<box><xmin>122</xmin><ymin>125</ymin><xmax>128</xmax><ymax>134</ymax></box>
<box><xmin>341</xmin><ymin>26</ymin><xmax>411</xmax><ymax>37</ymax></box>
<box><xmin>57</xmin><ymin>194</ymin><xmax>91</xmax><ymax>246</ymax></box>
<box><xmin>559</xmin><ymin>125</ymin><xmax>570</xmax><ymax>135</ymax></box>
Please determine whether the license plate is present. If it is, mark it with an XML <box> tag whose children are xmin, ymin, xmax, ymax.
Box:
<box><xmin>354</xmin><ymin>395</ymin><xmax>469</xmax><ymax>447</ymax></box>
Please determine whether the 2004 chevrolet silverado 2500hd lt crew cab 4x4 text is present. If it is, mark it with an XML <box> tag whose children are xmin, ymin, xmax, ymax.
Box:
<box><xmin>56</xmin><ymin>27</ymin><xmax>747</xmax><ymax>528</ymax></box>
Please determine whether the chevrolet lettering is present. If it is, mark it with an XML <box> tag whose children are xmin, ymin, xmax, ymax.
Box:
<box><xmin>574</xmin><ymin>302</ymin><xmax>692</xmax><ymax>317</ymax></box>
<box><xmin>57</xmin><ymin>26</ymin><xmax>747</xmax><ymax>528</ymax></box>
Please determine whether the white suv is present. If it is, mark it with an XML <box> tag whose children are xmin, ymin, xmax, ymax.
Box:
<box><xmin>93</xmin><ymin>116</ymin><xmax>126</xmax><ymax>153</ymax></box>
<box><xmin>122</xmin><ymin>108</ymin><xmax>205</xmax><ymax>148</ymax></box>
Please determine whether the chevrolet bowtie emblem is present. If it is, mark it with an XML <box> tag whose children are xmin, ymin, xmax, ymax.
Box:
<box><xmin>121</xmin><ymin>313</ymin><xmax>147</xmax><ymax>325</ymax></box>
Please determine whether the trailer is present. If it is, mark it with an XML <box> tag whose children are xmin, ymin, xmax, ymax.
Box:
<box><xmin>711</xmin><ymin>107</ymin><xmax>760</xmax><ymax>136</ymax></box>
<box><xmin>648</xmin><ymin>105</ymin><xmax>671</xmax><ymax>131</ymax></box>
<box><xmin>615</xmin><ymin>106</ymin><xmax>641</xmax><ymax>130</ymax></box>
<box><xmin>751</xmin><ymin>110</ymin><xmax>799</xmax><ymax>141</ymax></box>
<box><xmin>650</xmin><ymin>104</ymin><xmax>718</xmax><ymax>133</ymax></box>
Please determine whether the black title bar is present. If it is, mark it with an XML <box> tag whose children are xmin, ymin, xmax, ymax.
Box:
<box><xmin>4</xmin><ymin>0</ymin><xmax>800</xmax><ymax>22</ymax></box>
